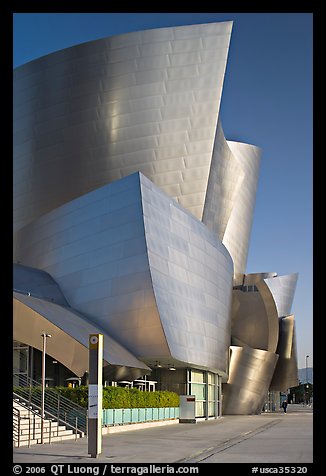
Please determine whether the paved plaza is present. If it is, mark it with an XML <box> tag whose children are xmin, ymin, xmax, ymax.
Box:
<box><xmin>13</xmin><ymin>405</ymin><xmax>313</xmax><ymax>464</ymax></box>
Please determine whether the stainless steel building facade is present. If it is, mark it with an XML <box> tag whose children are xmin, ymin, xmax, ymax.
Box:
<box><xmin>13</xmin><ymin>21</ymin><xmax>298</xmax><ymax>416</ymax></box>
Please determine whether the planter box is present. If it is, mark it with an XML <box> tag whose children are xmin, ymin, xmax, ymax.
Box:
<box><xmin>102</xmin><ymin>407</ymin><xmax>179</xmax><ymax>426</ymax></box>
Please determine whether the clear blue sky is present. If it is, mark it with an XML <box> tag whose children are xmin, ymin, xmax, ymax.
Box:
<box><xmin>13</xmin><ymin>13</ymin><xmax>313</xmax><ymax>370</ymax></box>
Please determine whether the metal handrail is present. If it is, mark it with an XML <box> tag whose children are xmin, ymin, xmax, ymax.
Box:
<box><xmin>13</xmin><ymin>392</ymin><xmax>84</xmax><ymax>438</ymax></box>
<box><xmin>13</xmin><ymin>374</ymin><xmax>87</xmax><ymax>435</ymax></box>
<box><xmin>13</xmin><ymin>403</ymin><xmax>48</xmax><ymax>447</ymax></box>
<box><xmin>13</xmin><ymin>406</ymin><xmax>21</xmax><ymax>447</ymax></box>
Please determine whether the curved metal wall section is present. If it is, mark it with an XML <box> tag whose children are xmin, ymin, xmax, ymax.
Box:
<box><xmin>261</xmin><ymin>273</ymin><xmax>299</xmax><ymax>390</ymax></box>
<box><xmin>224</xmin><ymin>271</ymin><xmax>298</xmax><ymax>413</ymax></box>
<box><xmin>276</xmin><ymin>314</ymin><xmax>295</xmax><ymax>360</ymax></box>
<box><xmin>13</xmin><ymin>263</ymin><xmax>69</xmax><ymax>306</ymax></box>
<box><xmin>222</xmin><ymin>346</ymin><xmax>279</xmax><ymax>414</ymax></box>
<box><xmin>13</xmin><ymin>292</ymin><xmax>150</xmax><ymax>380</ymax></box>
<box><xmin>270</xmin><ymin>316</ymin><xmax>299</xmax><ymax>390</ymax></box>
<box><xmin>14</xmin><ymin>172</ymin><xmax>234</xmax><ymax>374</ymax></box>
<box><xmin>255</xmin><ymin>280</ymin><xmax>280</xmax><ymax>353</ymax></box>
<box><xmin>243</xmin><ymin>272</ymin><xmax>277</xmax><ymax>285</ymax></box>
<box><xmin>231</xmin><ymin>288</ymin><xmax>279</xmax><ymax>353</ymax></box>
<box><xmin>141</xmin><ymin>173</ymin><xmax>234</xmax><ymax>374</ymax></box>
<box><xmin>264</xmin><ymin>273</ymin><xmax>298</xmax><ymax>317</ymax></box>
<box><xmin>13</xmin><ymin>19</ymin><xmax>300</xmax><ymax>412</ymax></box>
<box><xmin>231</xmin><ymin>272</ymin><xmax>279</xmax><ymax>354</ymax></box>
<box><xmin>223</xmin><ymin>141</ymin><xmax>261</xmax><ymax>281</ymax></box>
<box><xmin>14</xmin><ymin>21</ymin><xmax>233</xmax><ymax>246</ymax></box>
<box><xmin>202</xmin><ymin>121</ymin><xmax>244</xmax><ymax>242</ymax></box>
<box><xmin>14</xmin><ymin>173</ymin><xmax>168</xmax><ymax>361</ymax></box>
<box><xmin>202</xmin><ymin>122</ymin><xmax>261</xmax><ymax>282</ymax></box>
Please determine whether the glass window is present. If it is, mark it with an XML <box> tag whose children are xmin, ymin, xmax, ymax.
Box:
<box><xmin>191</xmin><ymin>382</ymin><xmax>205</xmax><ymax>400</ymax></box>
<box><xmin>208</xmin><ymin>402</ymin><xmax>215</xmax><ymax>417</ymax></box>
<box><xmin>190</xmin><ymin>369</ymin><xmax>204</xmax><ymax>383</ymax></box>
<box><xmin>208</xmin><ymin>384</ymin><xmax>215</xmax><ymax>401</ymax></box>
<box><xmin>187</xmin><ymin>369</ymin><xmax>221</xmax><ymax>418</ymax></box>
<box><xmin>215</xmin><ymin>383</ymin><xmax>220</xmax><ymax>401</ymax></box>
<box><xmin>195</xmin><ymin>401</ymin><xmax>205</xmax><ymax>417</ymax></box>
<box><xmin>13</xmin><ymin>342</ymin><xmax>29</xmax><ymax>375</ymax></box>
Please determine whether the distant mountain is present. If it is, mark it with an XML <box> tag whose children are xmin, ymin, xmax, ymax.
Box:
<box><xmin>298</xmin><ymin>367</ymin><xmax>313</xmax><ymax>384</ymax></box>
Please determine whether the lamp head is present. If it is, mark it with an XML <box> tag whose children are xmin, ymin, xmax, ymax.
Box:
<box><xmin>41</xmin><ymin>332</ymin><xmax>52</xmax><ymax>338</ymax></box>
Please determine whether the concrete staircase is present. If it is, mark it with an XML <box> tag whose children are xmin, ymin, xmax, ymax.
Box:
<box><xmin>13</xmin><ymin>400</ymin><xmax>84</xmax><ymax>447</ymax></box>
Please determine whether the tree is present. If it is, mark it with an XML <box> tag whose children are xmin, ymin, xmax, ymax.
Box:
<box><xmin>288</xmin><ymin>381</ymin><xmax>313</xmax><ymax>404</ymax></box>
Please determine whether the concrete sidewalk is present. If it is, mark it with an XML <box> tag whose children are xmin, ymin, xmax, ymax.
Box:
<box><xmin>13</xmin><ymin>405</ymin><xmax>313</xmax><ymax>464</ymax></box>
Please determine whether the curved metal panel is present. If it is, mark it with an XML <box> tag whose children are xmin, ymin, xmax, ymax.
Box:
<box><xmin>223</xmin><ymin>141</ymin><xmax>261</xmax><ymax>281</ymax></box>
<box><xmin>264</xmin><ymin>273</ymin><xmax>298</xmax><ymax>317</ymax></box>
<box><xmin>13</xmin><ymin>292</ymin><xmax>150</xmax><ymax>380</ymax></box>
<box><xmin>15</xmin><ymin>172</ymin><xmax>234</xmax><ymax>374</ymax></box>
<box><xmin>243</xmin><ymin>272</ymin><xmax>277</xmax><ymax>285</ymax></box>
<box><xmin>14</xmin><ymin>173</ymin><xmax>171</xmax><ymax>362</ymax></box>
<box><xmin>270</xmin><ymin>315</ymin><xmax>299</xmax><ymax>390</ymax></box>
<box><xmin>231</xmin><ymin>272</ymin><xmax>279</xmax><ymax>353</ymax></box>
<box><xmin>255</xmin><ymin>280</ymin><xmax>279</xmax><ymax>353</ymax></box>
<box><xmin>202</xmin><ymin>120</ymin><xmax>244</xmax><ymax>241</ymax></box>
<box><xmin>141</xmin><ymin>173</ymin><xmax>234</xmax><ymax>373</ymax></box>
<box><xmin>222</xmin><ymin>346</ymin><xmax>279</xmax><ymax>414</ymax></box>
<box><xmin>229</xmin><ymin>273</ymin><xmax>298</xmax><ymax>398</ymax></box>
<box><xmin>202</xmin><ymin>124</ymin><xmax>261</xmax><ymax>282</ymax></box>
<box><xmin>14</xmin><ymin>21</ymin><xmax>233</xmax><ymax>247</ymax></box>
<box><xmin>285</xmin><ymin>325</ymin><xmax>299</xmax><ymax>389</ymax></box>
<box><xmin>276</xmin><ymin>315</ymin><xmax>295</xmax><ymax>359</ymax></box>
<box><xmin>13</xmin><ymin>19</ymin><xmax>300</xmax><ymax>413</ymax></box>
<box><xmin>13</xmin><ymin>263</ymin><xmax>69</xmax><ymax>306</ymax></box>
<box><xmin>231</xmin><ymin>290</ymin><xmax>276</xmax><ymax>352</ymax></box>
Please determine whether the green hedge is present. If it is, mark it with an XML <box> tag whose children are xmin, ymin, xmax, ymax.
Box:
<box><xmin>54</xmin><ymin>386</ymin><xmax>179</xmax><ymax>409</ymax></box>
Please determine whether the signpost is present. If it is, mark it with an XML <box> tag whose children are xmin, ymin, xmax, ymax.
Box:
<box><xmin>88</xmin><ymin>334</ymin><xmax>103</xmax><ymax>458</ymax></box>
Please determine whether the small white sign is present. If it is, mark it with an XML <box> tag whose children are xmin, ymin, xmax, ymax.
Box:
<box><xmin>88</xmin><ymin>384</ymin><xmax>101</xmax><ymax>419</ymax></box>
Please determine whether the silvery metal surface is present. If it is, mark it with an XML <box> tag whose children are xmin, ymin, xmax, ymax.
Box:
<box><xmin>255</xmin><ymin>280</ymin><xmax>280</xmax><ymax>354</ymax></box>
<box><xmin>226</xmin><ymin>271</ymin><xmax>298</xmax><ymax>411</ymax></box>
<box><xmin>263</xmin><ymin>273</ymin><xmax>298</xmax><ymax>317</ymax></box>
<box><xmin>202</xmin><ymin>122</ymin><xmax>261</xmax><ymax>282</ymax></box>
<box><xmin>14</xmin><ymin>21</ymin><xmax>233</xmax><ymax>244</ymax></box>
<box><xmin>276</xmin><ymin>315</ymin><xmax>295</xmax><ymax>360</ymax></box>
<box><xmin>14</xmin><ymin>172</ymin><xmax>234</xmax><ymax>375</ymax></box>
<box><xmin>13</xmin><ymin>263</ymin><xmax>69</xmax><ymax>306</ymax></box>
<box><xmin>222</xmin><ymin>345</ymin><xmax>279</xmax><ymax>415</ymax></box>
<box><xmin>231</xmin><ymin>286</ymin><xmax>279</xmax><ymax>353</ymax></box>
<box><xmin>141</xmin><ymin>173</ymin><xmax>233</xmax><ymax>374</ymax></box>
<box><xmin>13</xmin><ymin>291</ymin><xmax>150</xmax><ymax>380</ymax></box>
<box><xmin>243</xmin><ymin>272</ymin><xmax>277</xmax><ymax>285</ymax></box>
<box><xmin>14</xmin><ymin>172</ymin><xmax>160</xmax><ymax>360</ymax></box>
<box><xmin>13</xmin><ymin>20</ymin><xmax>300</xmax><ymax>411</ymax></box>
<box><xmin>202</xmin><ymin>121</ymin><xmax>243</xmax><ymax>242</ymax></box>
<box><xmin>270</xmin><ymin>316</ymin><xmax>299</xmax><ymax>390</ymax></box>
<box><xmin>257</xmin><ymin>273</ymin><xmax>299</xmax><ymax>391</ymax></box>
<box><xmin>223</xmin><ymin>141</ymin><xmax>261</xmax><ymax>283</ymax></box>
<box><xmin>231</xmin><ymin>272</ymin><xmax>280</xmax><ymax>354</ymax></box>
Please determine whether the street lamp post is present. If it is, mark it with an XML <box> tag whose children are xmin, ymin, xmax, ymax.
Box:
<box><xmin>305</xmin><ymin>355</ymin><xmax>309</xmax><ymax>406</ymax></box>
<box><xmin>41</xmin><ymin>333</ymin><xmax>52</xmax><ymax>444</ymax></box>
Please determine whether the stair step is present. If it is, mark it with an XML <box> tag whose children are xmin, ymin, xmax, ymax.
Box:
<box><xmin>13</xmin><ymin>399</ymin><xmax>85</xmax><ymax>447</ymax></box>
<box><xmin>14</xmin><ymin>407</ymin><xmax>41</xmax><ymax>416</ymax></box>
<box><xmin>13</xmin><ymin>433</ymin><xmax>82</xmax><ymax>447</ymax></box>
<box><xmin>18</xmin><ymin>429</ymin><xmax>75</xmax><ymax>438</ymax></box>
<box><xmin>19</xmin><ymin>419</ymin><xmax>61</xmax><ymax>427</ymax></box>
<box><xmin>20</xmin><ymin>426</ymin><xmax>68</xmax><ymax>436</ymax></box>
